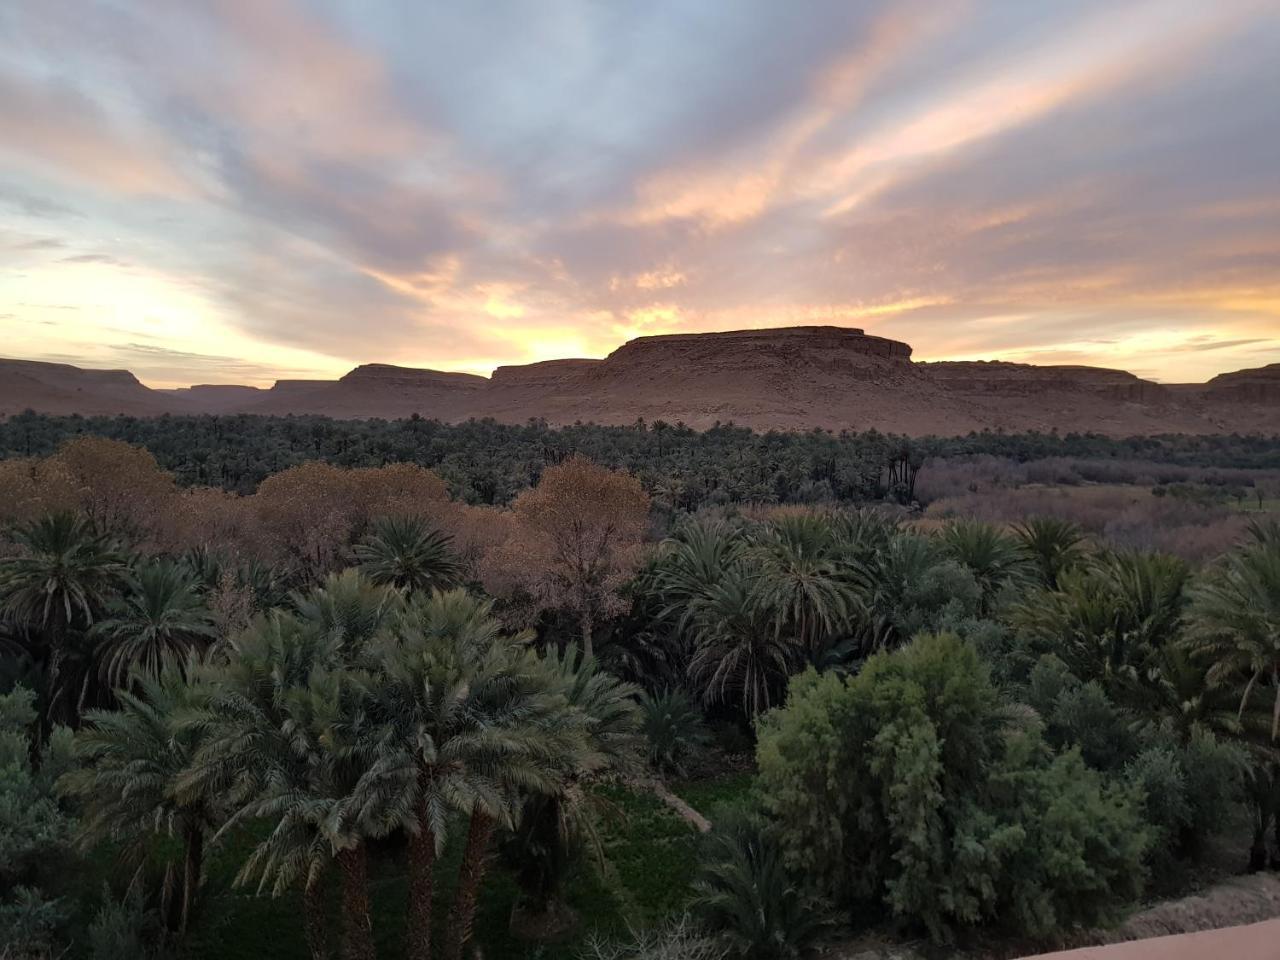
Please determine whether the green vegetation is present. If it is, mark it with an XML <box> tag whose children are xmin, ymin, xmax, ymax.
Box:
<box><xmin>3</xmin><ymin>430</ymin><xmax>1280</xmax><ymax>958</ymax></box>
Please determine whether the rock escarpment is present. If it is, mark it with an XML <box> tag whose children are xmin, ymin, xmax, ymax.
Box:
<box><xmin>1204</xmin><ymin>364</ymin><xmax>1280</xmax><ymax>404</ymax></box>
<box><xmin>2</xmin><ymin>327</ymin><xmax>1277</xmax><ymax>435</ymax></box>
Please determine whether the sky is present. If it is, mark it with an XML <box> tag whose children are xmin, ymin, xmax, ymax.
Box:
<box><xmin>2</xmin><ymin>1</ymin><xmax>1279</xmax><ymax>388</ymax></box>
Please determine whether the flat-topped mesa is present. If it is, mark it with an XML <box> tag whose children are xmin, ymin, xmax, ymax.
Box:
<box><xmin>339</xmin><ymin>363</ymin><xmax>488</xmax><ymax>390</ymax></box>
<box><xmin>0</xmin><ymin>358</ymin><xmax>144</xmax><ymax>390</ymax></box>
<box><xmin>609</xmin><ymin>325</ymin><xmax>912</xmax><ymax>362</ymax></box>
<box><xmin>1204</xmin><ymin>363</ymin><xmax>1280</xmax><ymax>403</ymax></box>
<box><xmin>921</xmin><ymin>360</ymin><xmax>1166</xmax><ymax>402</ymax></box>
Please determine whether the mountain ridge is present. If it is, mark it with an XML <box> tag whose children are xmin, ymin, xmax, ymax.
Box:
<box><xmin>2</xmin><ymin>327</ymin><xmax>1275</xmax><ymax>436</ymax></box>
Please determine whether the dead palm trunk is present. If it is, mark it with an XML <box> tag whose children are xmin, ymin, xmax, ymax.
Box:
<box><xmin>406</xmin><ymin>787</ymin><xmax>437</xmax><ymax>960</ymax></box>
<box><xmin>304</xmin><ymin>875</ymin><xmax>331</xmax><ymax>960</ymax></box>
<box><xmin>337</xmin><ymin>845</ymin><xmax>376</xmax><ymax>960</ymax></box>
<box><xmin>579</xmin><ymin>610</ymin><xmax>594</xmax><ymax>660</ymax></box>
<box><xmin>443</xmin><ymin>808</ymin><xmax>497</xmax><ymax>960</ymax></box>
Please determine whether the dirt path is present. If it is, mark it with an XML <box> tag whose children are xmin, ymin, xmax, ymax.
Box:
<box><xmin>1017</xmin><ymin>917</ymin><xmax>1280</xmax><ymax>959</ymax></box>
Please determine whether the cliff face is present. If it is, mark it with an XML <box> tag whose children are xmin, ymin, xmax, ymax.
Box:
<box><xmin>2</xmin><ymin>327</ymin><xmax>1277</xmax><ymax>435</ymax></box>
<box><xmin>1204</xmin><ymin>364</ymin><xmax>1280</xmax><ymax>404</ymax></box>
<box><xmin>0</xmin><ymin>358</ymin><xmax>170</xmax><ymax>416</ymax></box>
<box><xmin>921</xmin><ymin>361</ymin><xmax>1168</xmax><ymax>403</ymax></box>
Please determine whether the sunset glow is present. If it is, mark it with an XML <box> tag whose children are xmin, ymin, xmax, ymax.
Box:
<box><xmin>2</xmin><ymin>1</ymin><xmax>1278</xmax><ymax>385</ymax></box>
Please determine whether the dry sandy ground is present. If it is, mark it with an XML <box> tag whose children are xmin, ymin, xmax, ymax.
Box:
<box><xmin>1016</xmin><ymin>918</ymin><xmax>1280</xmax><ymax>960</ymax></box>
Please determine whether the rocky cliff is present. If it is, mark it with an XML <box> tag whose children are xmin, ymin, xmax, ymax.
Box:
<box><xmin>2</xmin><ymin>327</ymin><xmax>1276</xmax><ymax>435</ymax></box>
<box><xmin>1204</xmin><ymin>363</ymin><xmax>1280</xmax><ymax>404</ymax></box>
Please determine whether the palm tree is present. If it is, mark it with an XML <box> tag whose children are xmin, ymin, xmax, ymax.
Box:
<box><xmin>691</xmin><ymin>814</ymin><xmax>830</xmax><ymax>959</ymax></box>
<box><xmin>362</xmin><ymin>589</ymin><xmax>567</xmax><ymax>960</ymax></box>
<box><xmin>92</xmin><ymin>560</ymin><xmax>216</xmax><ymax>690</ymax></box>
<box><xmin>0</xmin><ymin>512</ymin><xmax>129</xmax><ymax>725</ymax></box>
<box><xmin>182</xmin><ymin>573</ymin><xmax>404</xmax><ymax>960</ymax></box>
<box><xmin>1191</xmin><ymin>534</ymin><xmax>1280</xmax><ymax>739</ymax></box>
<box><xmin>750</xmin><ymin>514</ymin><xmax>857</xmax><ymax>657</ymax></box>
<box><xmin>291</xmin><ymin>567</ymin><xmax>402</xmax><ymax>655</ymax></box>
<box><xmin>941</xmin><ymin>519</ymin><xmax>1030</xmax><ymax>614</ymax></box>
<box><xmin>505</xmin><ymin>646</ymin><xmax>642</xmax><ymax>937</ymax></box>
<box><xmin>1012</xmin><ymin>517</ymin><xmax>1086</xmax><ymax>589</ymax></box>
<box><xmin>354</xmin><ymin>515</ymin><xmax>461</xmax><ymax>594</ymax></box>
<box><xmin>686</xmin><ymin>576</ymin><xmax>798</xmax><ymax>720</ymax></box>
<box><xmin>183</xmin><ymin>609</ymin><xmax>405</xmax><ymax>960</ymax></box>
<box><xmin>59</xmin><ymin>661</ymin><xmax>215</xmax><ymax>935</ymax></box>
<box><xmin>1014</xmin><ymin>550</ymin><xmax>1188</xmax><ymax>691</ymax></box>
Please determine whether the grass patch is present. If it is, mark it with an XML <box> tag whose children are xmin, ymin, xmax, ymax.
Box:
<box><xmin>672</xmin><ymin>772</ymin><xmax>755</xmax><ymax>819</ymax></box>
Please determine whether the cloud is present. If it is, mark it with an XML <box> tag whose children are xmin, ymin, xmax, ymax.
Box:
<box><xmin>59</xmin><ymin>253</ymin><xmax>128</xmax><ymax>266</ymax></box>
<box><xmin>1</xmin><ymin>0</ymin><xmax>1278</xmax><ymax>384</ymax></box>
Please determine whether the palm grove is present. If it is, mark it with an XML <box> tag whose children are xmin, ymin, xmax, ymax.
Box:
<box><xmin>2</xmin><ymin>436</ymin><xmax>1280</xmax><ymax>959</ymax></box>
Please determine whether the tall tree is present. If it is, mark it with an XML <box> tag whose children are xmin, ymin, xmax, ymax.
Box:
<box><xmin>60</xmin><ymin>663</ymin><xmax>215</xmax><ymax>934</ymax></box>
<box><xmin>503</xmin><ymin>457</ymin><xmax>650</xmax><ymax>657</ymax></box>
<box><xmin>183</xmin><ymin>574</ymin><xmax>404</xmax><ymax>960</ymax></box>
<box><xmin>363</xmin><ymin>589</ymin><xmax>567</xmax><ymax>960</ymax></box>
<box><xmin>0</xmin><ymin>512</ymin><xmax>129</xmax><ymax>725</ymax></box>
<box><xmin>92</xmin><ymin>559</ymin><xmax>216</xmax><ymax>690</ymax></box>
<box><xmin>1191</xmin><ymin>525</ymin><xmax>1280</xmax><ymax>739</ymax></box>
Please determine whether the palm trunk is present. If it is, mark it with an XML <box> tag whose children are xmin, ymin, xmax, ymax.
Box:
<box><xmin>178</xmin><ymin>821</ymin><xmax>204</xmax><ymax>934</ymax></box>
<box><xmin>304</xmin><ymin>875</ymin><xmax>331</xmax><ymax>960</ymax></box>
<box><xmin>337</xmin><ymin>846</ymin><xmax>376</xmax><ymax>960</ymax></box>
<box><xmin>406</xmin><ymin>793</ymin><xmax>436</xmax><ymax>960</ymax></box>
<box><xmin>303</xmin><ymin>875</ymin><xmax>330</xmax><ymax>960</ymax></box>
<box><xmin>443</xmin><ymin>808</ymin><xmax>496</xmax><ymax>960</ymax></box>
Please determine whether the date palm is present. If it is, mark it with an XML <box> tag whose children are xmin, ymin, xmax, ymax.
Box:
<box><xmin>750</xmin><ymin>514</ymin><xmax>857</xmax><ymax>656</ymax></box>
<box><xmin>183</xmin><ymin>573</ymin><xmax>404</xmax><ymax>960</ymax></box>
<box><xmin>687</xmin><ymin>576</ymin><xmax>798</xmax><ymax>720</ymax></box>
<box><xmin>941</xmin><ymin>519</ymin><xmax>1030</xmax><ymax>614</ymax></box>
<box><xmin>59</xmin><ymin>661</ymin><xmax>215</xmax><ymax>934</ymax></box>
<box><xmin>0</xmin><ymin>511</ymin><xmax>129</xmax><ymax>725</ymax></box>
<box><xmin>361</xmin><ymin>589</ymin><xmax>568</xmax><ymax>960</ymax></box>
<box><xmin>1014</xmin><ymin>550</ymin><xmax>1188</xmax><ymax>690</ymax></box>
<box><xmin>1191</xmin><ymin>532</ymin><xmax>1280</xmax><ymax>739</ymax></box>
<box><xmin>505</xmin><ymin>645</ymin><xmax>642</xmax><ymax>935</ymax></box>
<box><xmin>92</xmin><ymin>560</ymin><xmax>216</xmax><ymax>690</ymax></box>
<box><xmin>354</xmin><ymin>515</ymin><xmax>461</xmax><ymax>594</ymax></box>
<box><xmin>1012</xmin><ymin>517</ymin><xmax>1086</xmax><ymax>589</ymax></box>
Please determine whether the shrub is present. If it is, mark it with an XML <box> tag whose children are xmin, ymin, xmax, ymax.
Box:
<box><xmin>640</xmin><ymin>688</ymin><xmax>712</xmax><ymax>777</ymax></box>
<box><xmin>756</xmin><ymin>634</ymin><xmax>1148</xmax><ymax>942</ymax></box>
<box><xmin>691</xmin><ymin>810</ymin><xmax>831</xmax><ymax>958</ymax></box>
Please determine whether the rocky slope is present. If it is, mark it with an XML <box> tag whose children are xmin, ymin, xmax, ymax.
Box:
<box><xmin>2</xmin><ymin>327</ymin><xmax>1276</xmax><ymax>435</ymax></box>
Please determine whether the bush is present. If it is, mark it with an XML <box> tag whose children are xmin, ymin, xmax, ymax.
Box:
<box><xmin>756</xmin><ymin>634</ymin><xmax>1149</xmax><ymax>943</ymax></box>
<box><xmin>640</xmin><ymin>688</ymin><xmax>712</xmax><ymax>777</ymax></box>
<box><xmin>691</xmin><ymin>810</ymin><xmax>831</xmax><ymax>958</ymax></box>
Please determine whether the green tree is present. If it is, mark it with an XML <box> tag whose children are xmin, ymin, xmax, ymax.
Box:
<box><xmin>59</xmin><ymin>664</ymin><xmax>214</xmax><ymax>935</ymax></box>
<box><xmin>1191</xmin><ymin>527</ymin><xmax>1280</xmax><ymax>739</ymax></box>
<box><xmin>184</xmin><ymin>573</ymin><xmax>402</xmax><ymax>960</ymax></box>
<box><xmin>505</xmin><ymin>645</ymin><xmax>642</xmax><ymax>937</ymax></box>
<box><xmin>0</xmin><ymin>512</ymin><xmax>129</xmax><ymax>725</ymax></box>
<box><xmin>691</xmin><ymin>811</ymin><xmax>830</xmax><ymax>959</ymax></box>
<box><xmin>940</xmin><ymin>520</ymin><xmax>1029</xmax><ymax>614</ymax></box>
<box><xmin>91</xmin><ymin>560</ymin><xmax>216</xmax><ymax>690</ymax></box>
<box><xmin>362</xmin><ymin>588</ymin><xmax>567</xmax><ymax>960</ymax></box>
<box><xmin>354</xmin><ymin>515</ymin><xmax>460</xmax><ymax>594</ymax></box>
<box><xmin>1012</xmin><ymin>517</ymin><xmax>1086</xmax><ymax>589</ymax></box>
<box><xmin>756</xmin><ymin>633</ymin><xmax>1148</xmax><ymax>942</ymax></box>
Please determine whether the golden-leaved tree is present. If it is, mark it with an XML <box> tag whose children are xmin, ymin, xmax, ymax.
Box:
<box><xmin>494</xmin><ymin>456</ymin><xmax>649</xmax><ymax>656</ymax></box>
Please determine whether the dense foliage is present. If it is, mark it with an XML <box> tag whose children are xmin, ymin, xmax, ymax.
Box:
<box><xmin>4</xmin><ymin>411</ymin><xmax>1279</xmax><ymax>506</ymax></box>
<box><xmin>2</xmin><ymin>430</ymin><xmax>1280</xmax><ymax>958</ymax></box>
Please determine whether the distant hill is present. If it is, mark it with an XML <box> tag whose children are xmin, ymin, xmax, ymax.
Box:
<box><xmin>2</xmin><ymin>327</ymin><xmax>1275</xmax><ymax>436</ymax></box>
